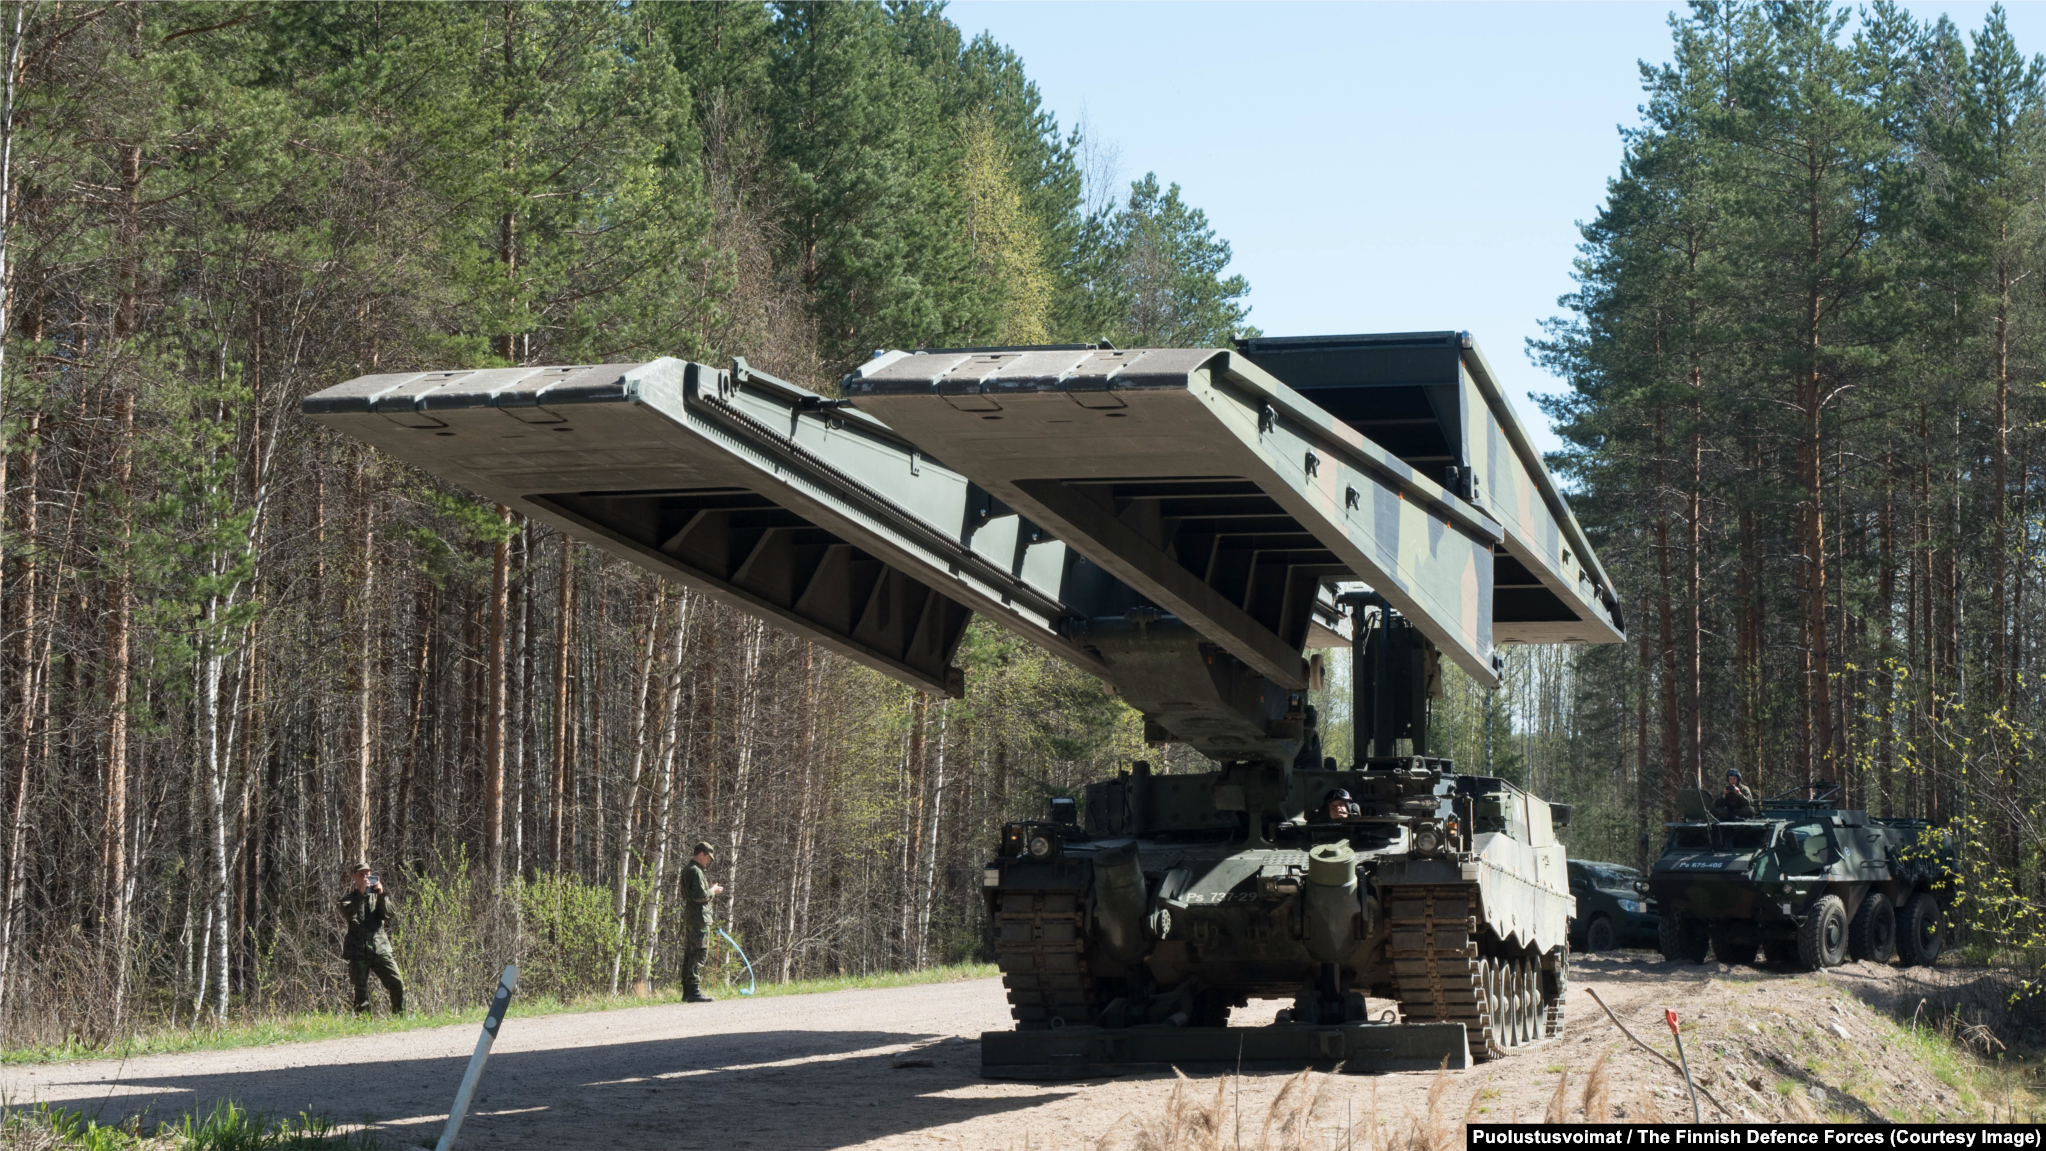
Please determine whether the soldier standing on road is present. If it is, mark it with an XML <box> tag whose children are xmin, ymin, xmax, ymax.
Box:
<box><xmin>682</xmin><ymin>842</ymin><xmax>724</xmax><ymax>1003</ymax></box>
<box><xmin>1713</xmin><ymin>769</ymin><xmax>1756</xmax><ymax>819</ymax></box>
<box><xmin>339</xmin><ymin>863</ymin><xmax>406</xmax><ymax>1016</ymax></box>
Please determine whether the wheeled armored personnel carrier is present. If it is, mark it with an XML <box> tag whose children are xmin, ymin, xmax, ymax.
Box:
<box><xmin>304</xmin><ymin>330</ymin><xmax>1625</xmax><ymax>1075</ymax></box>
<box><xmin>1647</xmin><ymin>783</ymin><xmax>1955</xmax><ymax>970</ymax></box>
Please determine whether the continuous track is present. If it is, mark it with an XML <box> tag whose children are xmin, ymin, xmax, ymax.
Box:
<box><xmin>993</xmin><ymin>887</ymin><xmax>1098</xmax><ymax>1029</ymax></box>
<box><xmin>1385</xmin><ymin>885</ymin><xmax>1563</xmax><ymax>1061</ymax></box>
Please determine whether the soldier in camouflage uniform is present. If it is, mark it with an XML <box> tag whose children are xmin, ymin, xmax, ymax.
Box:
<box><xmin>682</xmin><ymin>841</ymin><xmax>723</xmax><ymax>1003</ymax></box>
<box><xmin>339</xmin><ymin>863</ymin><xmax>405</xmax><ymax>1015</ymax></box>
<box><xmin>1713</xmin><ymin>768</ymin><xmax>1756</xmax><ymax>819</ymax></box>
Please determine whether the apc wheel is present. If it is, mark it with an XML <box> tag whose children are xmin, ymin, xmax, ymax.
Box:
<box><xmin>1848</xmin><ymin>895</ymin><xmax>1897</xmax><ymax>964</ymax></box>
<box><xmin>1583</xmin><ymin>917</ymin><xmax>1617</xmax><ymax>953</ymax></box>
<box><xmin>1659</xmin><ymin>913</ymin><xmax>1710</xmax><ymax>963</ymax></box>
<box><xmin>1797</xmin><ymin>895</ymin><xmax>1850</xmax><ymax>970</ymax></box>
<box><xmin>1896</xmin><ymin>892</ymin><xmax>1945</xmax><ymax>967</ymax></box>
<box><xmin>1712</xmin><ymin>935</ymin><xmax>1759</xmax><ymax>966</ymax></box>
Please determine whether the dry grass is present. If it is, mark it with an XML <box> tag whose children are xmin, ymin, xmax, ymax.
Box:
<box><xmin>1093</xmin><ymin>1062</ymin><xmax>1486</xmax><ymax>1151</ymax></box>
<box><xmin>1075</xmin><ymin>999</ymin><xmax>2004</xmax><ymax>1151</ymax></box>
<box><xmin>1082</xmin><ymin>1048</ymin><xmax>1660</xmax><ymax>1151</ymax></box>
<box><xmin>1579</xmin><ymin>1052</ymin><xmax>1610</xmax><ymax>1121</ymax></box>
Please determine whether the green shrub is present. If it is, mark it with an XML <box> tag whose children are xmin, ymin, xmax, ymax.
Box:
<box><xmin>511</xmin><ymin>873</ymin><xmax>634</xmax><ymax>1001</ymax></box>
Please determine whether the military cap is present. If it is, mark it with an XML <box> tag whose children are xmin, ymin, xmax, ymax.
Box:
<box><xmin>692</xmin><ymin>841</ymin><xmax>714</xmax><ymax>857</ymax></box>
<box><xmin>346</xmin><ymin>861</ymin><xmax>371</xmax><ymax>877</ymax></box>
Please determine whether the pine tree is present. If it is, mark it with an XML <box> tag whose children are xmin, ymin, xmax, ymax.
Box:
<box><xmin>1074</xmin><ymin>173</ymin><xmax>1254</xmax><ymax>347</ymax></box>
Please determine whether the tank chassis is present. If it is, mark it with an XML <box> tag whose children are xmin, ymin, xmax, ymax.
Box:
<box><xmin>978</xmin><ymin>599</ymin><xmax>1577</xmax><ymax>1078</ymax></box>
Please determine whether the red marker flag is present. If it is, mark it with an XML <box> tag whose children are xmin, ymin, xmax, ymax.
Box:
<box><xmin>1664</xmin><ymin>1008</ymin><xmax>1679</xmax><ymax>1034</ymax></box>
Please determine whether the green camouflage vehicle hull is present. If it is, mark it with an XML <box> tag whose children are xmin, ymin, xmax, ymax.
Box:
<box><xmin>1647</xmin><ymin>787</ymin><xmax>1955</xmax><ymax>970</ymax></box>
<box><xmin>983</xmin><ymin>755</ymin><xmax>1575</xmax><ymax>1072</ymax></box>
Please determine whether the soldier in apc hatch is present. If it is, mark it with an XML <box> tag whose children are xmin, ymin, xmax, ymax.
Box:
<box><xmin>339</xmin><ymin>862</ymin><xmax>405</xmax><ymax>1015</ymax></box>
<box><xmin>682</xmin><ymin>841</ymin><xmax>724</xmax><ymax>1003</ymax></box>
<box><xmin>1713</xmin><ymin>768</ymin><xmax>1756</xmax><ymax>819</ymax></box>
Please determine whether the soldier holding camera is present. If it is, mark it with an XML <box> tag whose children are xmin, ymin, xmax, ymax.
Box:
<box><xmin>1713</xmin><ymin>769</ymin><xmax>1756</xmax><ymax>819</ymax></box>
<box><xmin>340</xmin><ymin>862</ymin><xmax>406</xmax><ymax>1016</ymax></box>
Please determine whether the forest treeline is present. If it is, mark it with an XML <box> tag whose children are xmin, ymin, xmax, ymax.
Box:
<box><xmin>8</xmin><ymin>0</ymin><xmax>2046</xmax><ymax>1050</ymax></box>
<box><xmin>0</xmin><ymin>0</ymin><xmax>1259</xmax><ymax>1043</ymax></box>
<box><xmin>1532</xmin><ymin>1</ymin><xmax>2046</xmax><ymax>958</ymax></box>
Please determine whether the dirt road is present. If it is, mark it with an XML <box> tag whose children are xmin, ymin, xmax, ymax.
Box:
<box><xmin>0</xmin><ymin>954</ymin><xmax>2025</xmax><ymax>1148</ymax></box>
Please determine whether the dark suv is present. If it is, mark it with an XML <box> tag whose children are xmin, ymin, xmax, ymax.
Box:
<box><xmin>1568</xmin><ymin>860</ymin><xmax>1659</xmax><ymax>951</ymax></box>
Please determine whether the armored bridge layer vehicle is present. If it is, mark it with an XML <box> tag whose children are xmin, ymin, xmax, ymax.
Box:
<box><xmin>1649</xmin><ymin>784</ymin><xmax>1955</xmax><ymax>971</ymax></box>
<box><xmin>305</xmin><ymin>330</ymin><xmax>1624</xmax><ymax>1076</ymax></box>
<box><xmin>983</xmin><ymin>748</ymin><xmax>1575</xmax><ymax>1074</ymax></box>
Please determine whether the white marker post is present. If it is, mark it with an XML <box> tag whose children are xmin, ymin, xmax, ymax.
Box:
<box><xmin>435</xmin><ymin>964</ymin><xmax>519</xmax><ymax>1151</ymax></box>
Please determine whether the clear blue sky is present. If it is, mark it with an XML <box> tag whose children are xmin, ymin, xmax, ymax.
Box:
<box><xmin>947</xmin><ymin>1</ymin><xmax>2046</xmax><ymax>455</ymax></box>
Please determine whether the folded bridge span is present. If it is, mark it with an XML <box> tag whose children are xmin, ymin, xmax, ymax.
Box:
<box><xmin>303</xmin><ymin>332</ymin><xmax>1621</xmax><ymax>764</ymax></box>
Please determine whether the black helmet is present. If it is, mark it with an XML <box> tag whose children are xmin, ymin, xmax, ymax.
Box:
<box><xmin>1726</xmin><ymin>768</ymin><xmax>1742</xmax><ymax>782</ymax></box>
<box><xmin>1323</xmin><ymin>788</ymin><xmax>1353</xmax><ymax>804</ymax></box>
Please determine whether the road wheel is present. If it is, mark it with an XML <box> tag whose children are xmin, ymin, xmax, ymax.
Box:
<box><xmin>1481</xmin><ymin>958</ymin><xmax>1508</xmax><ymax>1050</ymax></box>
<box><xmin>1514</xmin><ymin>958</ymin><xmax>1535</xmax><ymax>1044</ymax></box>
<box><xmin>1584</xmin><ymin>916</ymin><xmax>1616</xmax><ymax>953</ymax></box>
<box><xmin>1797</xmin><ymin>895</ymin><xmax>1850</xmax><ymax>970</ymax></box>
<box><xmin>1505</xmin><ymin>960</ymin><xmax>1522</xmax><ymax>1046</ymax></box>
<box><xmin>1896</xmin><ymin>892</ymin><xmax>1945</xmax><ymax>967</ymax></box>
<box><xmin>1848</xmin><ymin>894</ymin><xmax>1897</xmax><ymax>964</ymax></box>
<box><xmin>1659</xmin><ymin>912</ymin><xmax>1710</xmax><ymax>963</ymax></box>
<box><xmin>1712</xmin><ymin>934</ymin><xmax>1759</xmax><ymax>966</ymax></box>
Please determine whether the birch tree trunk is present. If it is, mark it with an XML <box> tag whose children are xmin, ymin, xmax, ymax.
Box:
<box><xmin>0</xmin><ymin>409</ymin><xmax>31</xmax><ymax>1023</ymax></box>
<box><xmin>782</xmin><ymin>647</ymin><xmax>818</xmax><ymax>981</ymax></box>
<box><xmin>485</xmin><ymin>504</ymin><xmax>510</xmax><ymax>887</ymax></box>
<box><xmin>550</xmin><ymin>537</ymin><xmax>574</xmax><ymax>870</ymax></box>
<box><xmin>724</xmin><ymin>622</ymin><xmax>763</xmax><ymax>930</ymax></box>
<box><xmin>103</xmin><ymin>385</ymin><xmax>134</xmax><ymax>992</ymax></box>
<box><xmin>511</xmin><ymin>526</ymin><xmax>531</xmax><ymax>880</ymax></box>
<box><xmin>642</xmin><ymin>594</ymin><xmax>692</xmax><ymax>986</ymax></box>
<box><xmin>203</xmin><ymin>626</ymin><xmax>232</xmax><ymax>1020</ymax></box>
<box><xmin>916</xmin><ymin>700</ymin><xmax>950</xmax><ymax>967</ymax></box>
<box><xmin>610</xmin><ymin>583</ymin><xmax>662</xmax><ymax>995</ymax></box>
<box><xmin>351</xmin><ymin>455</ymin><xmax>373</xmax><ymax>864</ymax></box>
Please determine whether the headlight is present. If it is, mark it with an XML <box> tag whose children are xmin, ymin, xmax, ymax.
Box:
<box><xmin>1618</xmin><ymin>899</ymin><xmax>1643</xmax><ymax>914</ymax></box>
<box><xmin>1027</xmin><ymin>835</ymin><xmax>1053</xmax><ymax>859</ymax></box>
<box><xmin>1414</xmin><ymin>828</ymin><xmax>1440</xmax><ymax>854</ymax></box>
